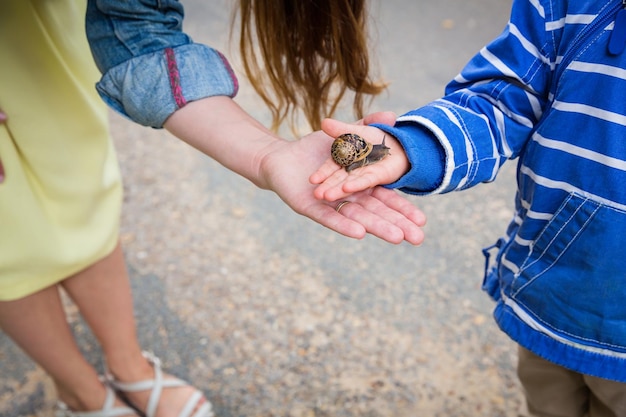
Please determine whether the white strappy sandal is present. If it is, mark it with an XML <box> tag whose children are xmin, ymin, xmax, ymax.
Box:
<box><xmin>55</xmin><ymin>385</ymin><xmax>138</xmax><ymax>417</ymax></box>
<box><xmin>104</xmin><ymin>351</ymin><xmax>214</xmax><ymax>417</ymax></box>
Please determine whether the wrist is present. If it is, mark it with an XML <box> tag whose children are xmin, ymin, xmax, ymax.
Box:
<box><xmin>371</xmin><ymin>122</ymin><xmax>445</xmax><ymax>191</ymax></box>
<box><xmin>255</xmin><ymin>138</ymin><xmax>291</xmax><ymax>191</ymax></box>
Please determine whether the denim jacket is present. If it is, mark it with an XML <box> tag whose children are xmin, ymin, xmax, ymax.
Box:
<box><xmin>85</xmin><ymin>0</ymin><xmax>238</xmax><ymax>128</ymax></box>
<box><xmin>374</xmin><ymin>0</ymin><xmax>626</xmax><ymax>382</ymax></box>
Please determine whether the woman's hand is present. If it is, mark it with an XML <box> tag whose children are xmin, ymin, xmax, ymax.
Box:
<box><xmin>259</xmin><ymin>115</ymin><xmax>425</xmax><ymax>245</ymax></box>
<box><xmin>310</xmin><ymin>118</ymin><xmax>411</xmax><ymax>202</ymax></box>
<box><xmin>165</xmin><ymin>97</ymin><xmax>424</xmax><ymax>244</ymax></box>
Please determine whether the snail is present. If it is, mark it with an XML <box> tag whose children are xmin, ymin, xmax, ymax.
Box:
<box><xmin>331</xmin><ymin>133</ymin><xmax>390</xmax><ymax>172</ymax></box>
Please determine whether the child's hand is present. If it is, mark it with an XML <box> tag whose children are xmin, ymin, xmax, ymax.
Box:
<box><xmin>310</xmin><ymin>117</ymin><xmax>410</xmax><ymax>202</ymax></box>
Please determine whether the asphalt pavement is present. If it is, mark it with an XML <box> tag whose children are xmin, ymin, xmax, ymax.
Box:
<box><xmin>0</xmin><ymin>1</ymin><xmax>524</xmax><ymax>416</ymax></box>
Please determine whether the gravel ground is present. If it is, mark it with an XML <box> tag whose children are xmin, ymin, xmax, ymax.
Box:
<box><xmin>1</xmin><ymin>1</ymin><xmax>526</xmax><ymax>416</ymax></box>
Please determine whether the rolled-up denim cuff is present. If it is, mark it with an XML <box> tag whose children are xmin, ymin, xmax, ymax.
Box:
<box><xmin>96</xmin><ymin>43</ymin><xmax>239</xmax><ymax>128</ymax></box>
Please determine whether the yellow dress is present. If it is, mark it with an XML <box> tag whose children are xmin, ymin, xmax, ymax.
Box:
<box><xmin>0</xmin><ymin>0</ymin><xmax>123</xmax><ymax>300</ymax></box>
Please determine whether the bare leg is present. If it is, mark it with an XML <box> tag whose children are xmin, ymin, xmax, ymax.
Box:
<box><xmin>60</xmin><ymin>242</ymin><xmax>147</xmax><ymax>379</ymax></box>
<box><xmin>0</xmin><ymin>284</ymin><xmax>131</xmax><ymax>413</ymax></box>
<box><xmin>0</xmin><ymin>242</ymin><xmax>205</xmax><ymax>416</ymax></box>
<box><xmin>60</xmin><ymin>242</ymin><xmax>206</xmax><ymax>417</ymax></box>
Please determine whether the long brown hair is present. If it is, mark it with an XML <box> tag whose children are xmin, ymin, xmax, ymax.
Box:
<box><xmin>234</xmin><ymin>0</ymin><xmax>387</xmax><ymax>132</ymax></box>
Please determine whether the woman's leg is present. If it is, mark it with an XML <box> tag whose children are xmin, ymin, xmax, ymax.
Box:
<box><xmin>60</xmin><ymin>242</ymin><xmax>207</xmax><ymax>417</ymax></box>
<box><xmin>0</xmin><ymin>284</ymin><xmax>131</xmax><ymax>413</ymax></box>
<box><xmin>60</xmin><ymin>242</ymin><xmax>147</xmax><ymax>380</ymax></box>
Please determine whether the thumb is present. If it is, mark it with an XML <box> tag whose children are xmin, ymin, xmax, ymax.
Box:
<box><xmin>321</xmin><ymin>118</ymin><xmax>387</xmax><ymax>143</ymax></box>
<box><xmin>321</xmin><ymin>118</ymin><xmax>369</xmax><ymax>139</ymax></box>
<box><xmin>362</xmin><ymin>111</ymin><xmax>397</xmax><ymax>126</ymax></box>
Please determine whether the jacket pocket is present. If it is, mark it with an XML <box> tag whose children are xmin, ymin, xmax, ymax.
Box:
<box><xmin>509</xmin><ymin>192</ymin><xmax>626</xmax><ymax>351</ymax></box>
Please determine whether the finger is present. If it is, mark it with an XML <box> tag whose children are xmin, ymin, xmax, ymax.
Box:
<box><xmin>361</xmin><ymin>111</ymin><xmax>397</xmax><ymax>126</ymax></box>
<box><xmin>321</xmin><ymin>118</ymin><xmax>390</xmax><ymax>153</ymax></box>
<box><xmin>325</xmin><ymin>191</ymin><xmax>425</xmax><ymax>245</ymax></box>
<box><xmin>314</xmin><ymin>179</ymin><xmax>351</xmax><ymax>202</ymax></box>
<box><xmin>359</xmin><ymin>196</ymin><xmax>425</xmax><ymax>246</ymax></box>
<box><xmin>303</xmin><ymin>200</ymin><xmax>367</xmax><ymax>240</ymax></box>
<box><xmin>317</xmin><ymin>167</ymin><xmax>386</xmax><ymax>202</ymax></box>
<box><xmin>340</xmin><ymin>170</ymin><xmax>385</xmax><ymax>194</ymax></box>
<box><xmin>0</xmin><ymin>110</ymin><xmax>6</xmax><ymax>124</ymax></box>
<box><xmin>333</xmin><ymin>200</ymin><xmax>405</xmax><ymax>244</ymax></box>
<box><xmin>372</xmin><ymin>187</ymin><xmax>427</xmax><ymax>227</ymax></box>
<box><xmin>322</xmin><ymin>118</ymin><xmax>368</xmax><ymax>139</ymax></box>
<box><xmin>312</xmin><ymin>168</ymin><xmax>353</xmax><ymax>201</ymax></box>
<box><xmin>309</xmin><ymin>157</ymin><xmax>343</xmax><ymax>185</ymax></box>
<box><xmin>368</xmin><ymin>188</ymin><xmax>426</xmax><ymax>245</ymax></box>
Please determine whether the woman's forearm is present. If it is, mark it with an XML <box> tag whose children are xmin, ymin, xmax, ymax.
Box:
<box><xmin>163</xmin><ymin>96</ymin><xmax>283</xmax><ymax>189</ymax></box>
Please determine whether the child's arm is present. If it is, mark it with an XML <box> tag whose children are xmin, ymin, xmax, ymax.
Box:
<box><xmin>315</xmin><ymin>0</ymin><xmax>553</xmax><ymax>201</ymax></box>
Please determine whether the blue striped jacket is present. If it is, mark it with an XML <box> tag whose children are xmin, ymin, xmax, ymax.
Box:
<box><xmin>378</xmin><ymin>0</ymin><xmax>626</xmax><ymax>382</ymax></box>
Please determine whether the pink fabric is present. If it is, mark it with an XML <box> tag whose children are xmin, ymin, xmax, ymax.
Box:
<box><xmin>165</xmin><ymin>47</ymin><xmax>187</xmax><ymax>108</ymax></box>
<box><xmin>215</xmin><ymin>50</ymin><xmax>239</xmax><ymax>96</ymax></box>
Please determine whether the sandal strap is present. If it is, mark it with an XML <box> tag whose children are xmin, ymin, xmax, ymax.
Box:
<box><xmin>55</xmin><ymin>386</ymin><xmax>137</xmax><ymax>417</ymax></box>
<box><xmin>179</xmin><ymin>391</ymin><xmax>213</xmax><ymax>417</ymax></box>
<box><xmin>109</xmin><ymin>377</ymin><xmax>187</xmax><ymax>392</ymax></box>
<box><xmin>191</xmin><ymin>402</ymin><xmax>213</xmax><ymax>417</ymax></box>
<box><xmin>105</xmin><ymin>351</ymin><xmax>214</xmax><ymax>417</ymax></box>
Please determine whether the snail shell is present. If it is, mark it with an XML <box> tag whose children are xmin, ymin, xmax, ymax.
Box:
<box><xmin>331</xmin><ymin>133</ymin><xmax>390</xmax><ymax>172</ymax></box>
<box><xmin>331</xmin><ymin>133</ymin><xmax>373</xmax><ymax>167</ymax></box>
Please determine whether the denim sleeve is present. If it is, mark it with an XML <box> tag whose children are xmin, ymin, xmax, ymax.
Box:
<box><xmin>86</xmin><ymin>0</ymin><xmax>239</xmax><ymax>128</ymax></box>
